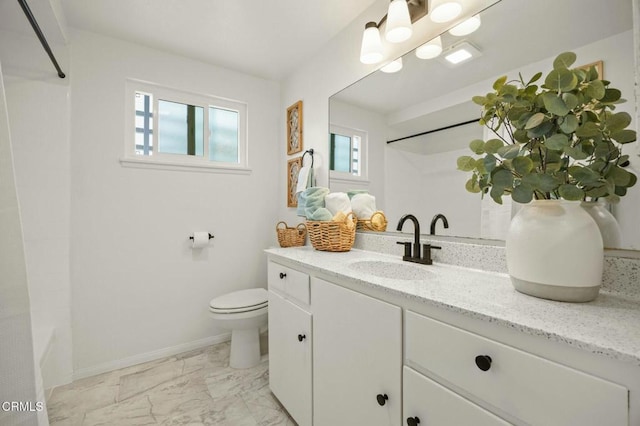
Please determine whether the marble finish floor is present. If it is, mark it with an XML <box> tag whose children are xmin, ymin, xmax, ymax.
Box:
<box><xmin>47</xmin><ymin>342</ymin><xmax>296</xmax><ymax>425</ymax></box>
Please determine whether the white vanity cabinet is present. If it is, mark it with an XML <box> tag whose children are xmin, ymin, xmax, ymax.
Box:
<box><xmin>312</xmin><ymin>277</ymin><xmax>402</xmax><ymax>426</ymax></box>
<box><xmin>405</xmin><ymin>311</ymin><xmax>629</xmax><ymax>426</ymax></box>
<box><xmin>267</xmin><ymin>262</ymin><xmax>312</xmax><ymax>426</ymax></box>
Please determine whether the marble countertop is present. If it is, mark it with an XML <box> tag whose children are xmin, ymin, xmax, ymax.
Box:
<box><xmin>265</xmin><ymin>246</ymin><xmax>640</xmax><ymax>367</ymax></box>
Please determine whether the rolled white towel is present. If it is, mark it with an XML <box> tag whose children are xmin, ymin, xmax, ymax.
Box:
<box><xmin>324</xmin><ymin>192</ymin><xmax>352</xmax><ymax>216</ymax></box>
<box><xmin>351</xmin><ymin>193</ymin><xmax>377</xmax><ymax>218</ymax></box>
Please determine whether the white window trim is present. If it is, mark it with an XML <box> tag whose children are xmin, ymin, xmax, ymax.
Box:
<box><xmin>329</xmin><ymin>123</ymin><xmax>369</xmax><ymax>182</ymax></box>
<box><xmin>121</xmin><ymin>79</ymin><xmax>251</xmax><ymax>174</ymax></box>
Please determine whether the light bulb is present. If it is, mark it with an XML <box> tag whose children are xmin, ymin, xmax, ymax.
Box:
<box><xmin>381</xmin><ymin>58</ymin><xmax>403</xmax><ymax>73</ymax></box>
<box><xmin>415</xmin><ymin>36</ymin><xmax>443</xmax><ymax>59</ymax></box>
<box><xmin>385</xmin><ymin>0</ymin><xmax>413</xmax><ymax>43</ymax></box>
<box><xmin>430</xmin><ymin>2</ymin><xmax>462</xmax><ymax>23</ymax></box>
<box><xmin>448</xmin><ymin>14</ymin><xmax>481</xmax><ymax>36</ymax></box>
<box><xmin>360</xmin><ymin>22</ymin><xmax>384</xmax><ymax>64</ymax></box>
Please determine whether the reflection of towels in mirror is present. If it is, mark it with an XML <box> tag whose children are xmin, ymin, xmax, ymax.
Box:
<box><xmin>351</xmin><ymin>193</ymin><xmax>376</xmax><ymax>218</ymax></box>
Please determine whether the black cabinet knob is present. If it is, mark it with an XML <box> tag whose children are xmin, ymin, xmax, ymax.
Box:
<box><xmin>475</xmin><ymin>355</ymin><xmax>492</xmax><ymax>371</ymax></box>
<box><xmin>279</xmin><ymin>272</ymin><xmax>287</xmax><ymax>279</ymax></box>
<box><xmin>376</xmin><ymin>394</ymin><xmax>388</xmax><ymax>406</ymax></box>
<box><xmin>297</xmin><ymin>334</ymin><xmax>306</xmax><ymax>342</ymax></box>
<box><xmin>407</xmin><ymin>416</ymin><xmax>421</xmax><ymax>426</ymax></box>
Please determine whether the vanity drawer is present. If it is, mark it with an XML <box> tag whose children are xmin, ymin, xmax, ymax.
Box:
<box><xmin>405</xmin><ymin>311</ymin><xmax>628</xmax><ymax>426</ymax></box>
<box><xmin>267</xmin><ymin>261</ymin><xmax>310</xmax><ymax>305</ymax></box>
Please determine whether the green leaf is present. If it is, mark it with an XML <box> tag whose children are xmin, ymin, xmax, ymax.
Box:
<box><xmin>475</xmin><ymin>158</ymin><xmax>487</xmax><ymax>174</ymax></box>
<box><xmin>606</xmin><ymin>112</ymin><xmax>632</xmax><ymax>132</ymax></box>
<box><xmin>525</xmin><ymin>113</ymin><xmax>546</xmax><ymax>130</ymax></box>
<box><xmin>527</xmin><ymin>121</ymin><xmax>554</xmax><ymax>138</ymax></box>
<box><xmin>608</xmin><ymin>166</ymin><xmax>633</xmax><ymax>186</ymax></box>
<box><xmin>585</xmin><ymin>80</ymin><xmax>606</xmax><ymax>100</ymax></box>
<box><xmin>569</xmin><ymin>165</ymin><xmax>601</xmax><ymax>184</ymax></box>
<box><xmin>575</xmin><ymin>122</ymin><xmax>600</xmax><ymax>137</ymax></box>
<box><xmin>542</xmin><ymin>93</ymin><xmax>570</xmax><ymax>116</ymax></box>
<box><xmin>483</xmin><ymin>154</ymin><xmax>497</xmax><ymax>173</ymax></box>
<box><xmin>465</xmin><ymin>177</ymin><xmax>481</xmax><ymax>193</ymax></box>
<box><xmin>564</xmin><ymin>145</ymin><xmax>589</xmax><ymax>160</ymax></box>
<box><xmin>611</xmin><ymin>129</ymin><xmax>637</xmax><ymax>144</ymax></box>
<box><xmin>545</xmin><ymin>134</ymin><xmax>569</xmax><ymax>150</ymax></box>
<box><xmin>493</xmin><ymin>75</ymin><xmax>508</xmax><ymax>91</ymax></box>
<box><xmin>559</xmin><ymin>115</ymin><xmax>579</xmax><ymax>133</ymax></box>
<box><xmin>490</xmin><ymin>186</ymin><xmax>504</xmax><ymax>204</ymax></box>
<box><xmin>484</xmin><ymin>139</ymin><xmax>504</xmax><ymax>154</ymax></box>
<box><xmin>472</xmin><ymin>95</ymin><xmax>487</xmax><ymax>105</ymax></box>
<box><xmin>558</xmin><ymin>184</ymin><xmax>585</xmax><ymax>201</ymax></box>
<box><xmin>492</xmin><ymin>168</ymin><xmax>514</xmax><ymax>189</ymax></box>
<box><xmin>497</xmin><ymin>144</ymin><xmax>521</xmax><ymax>159</ymax></box>
<box><xmin>512</xmin><ymin>157</ymin><xmax>534</xmax><ymax>175</ymax></box>
<box><xmin>562</xmin><ymin>93</ymin><xmax>579</xmax><ymax>110</ymax></box>
<box><xmin>553</xmin><ymin>52</ymin><xmax>577</xmax><ymax>69</ymax></box>
<box><xmin>521</xmin><ymin>173</ymin><xmax>558</xmax><ymax>192</ymax></box>
<box><xmin>527</xmin><ymin>72</ymin><xmax>543</xmax><ymax>86</ymax></box>
<box><xmin>469</xmin><ymin>139</ymin><xmax>485</xmax><ymax>154</ymax></box>
<box><xmin>545</xmin><ymin>68</ymin><xmax>578</xmax><ymax>92</ymax></box>
<box><xmin>512</xmin><ymin>184</ymin><xmax>534</xmax><ymax>203</ymax></box>
<box><xmin>457</xmin><ymin>156</ymin><xmax>476</xmax><ymax>172</ymax></box>
<box><xmin>601</xmin><ymin>88</ymin><xmax>622</xmax><ymax>103</ymax></box>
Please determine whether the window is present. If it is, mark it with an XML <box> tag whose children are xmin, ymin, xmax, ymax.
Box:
<box><xmin>123</xmin><ymin>80</ymin><xmax>248</xmax><ymax>172</ymax></box>
<box><xmin>329</xmin><ymin>124</ymin><xmax>367</xmax><ymax>180</ymax></box>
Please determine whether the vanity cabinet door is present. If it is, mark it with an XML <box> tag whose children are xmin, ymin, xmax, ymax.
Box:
<box><xmin>268</xmin><ymin>290</ymin><xmax>312</xmax><ymax>426</ymax></box>
<box><xmin>403</xmin><ymin>366</ymin><xmax>510</xmax><ymax>426</ymax></box>
<box><xmin>312</xmin><ymin>278</ymin><xmax>402</xmax><ymax>426</ymax></box>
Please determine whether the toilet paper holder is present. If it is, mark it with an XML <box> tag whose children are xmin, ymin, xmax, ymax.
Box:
<box><xmin>189</xmin><ymin>233</ymin><xmax>214</xmax><ymax>241</ymax></box>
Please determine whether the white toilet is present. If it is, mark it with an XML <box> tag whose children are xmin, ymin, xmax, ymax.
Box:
<box><xmin>209</xmin><ymin>288</ymin><xmax>268</xmax><ymax>369</ymax></box>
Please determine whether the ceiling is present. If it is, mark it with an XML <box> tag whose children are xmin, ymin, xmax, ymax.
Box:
<box><xmin>0</xmin><ymin>0</ymin><xmax>379</xmax><ymax>80</ymax></box>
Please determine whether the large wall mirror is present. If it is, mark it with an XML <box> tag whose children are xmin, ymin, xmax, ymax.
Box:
<box><xmin>329</xmin><ymin>0</ymin><xmax>640</xmax><ymax>250</ymax></box>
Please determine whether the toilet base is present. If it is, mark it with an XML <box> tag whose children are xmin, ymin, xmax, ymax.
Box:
<box><xmin>229</xmin><ymin>328</ymin><xmax>261</xmax><ymax>369</ymax></box>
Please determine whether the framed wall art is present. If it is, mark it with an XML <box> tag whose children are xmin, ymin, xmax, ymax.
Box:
<box><xmin>287</xmin><ymin>156</ymin><xmax>302</xmax><ymax>207</ymax></box>
<box><xmin>577</xmin><ymin>60</ymin><xmax>604</xmax><ymax>79</ymax></box>
<box><xmin>287</xmin><ymin>100</ymin><xmax>303</xmax><ymax>155</ymax></box>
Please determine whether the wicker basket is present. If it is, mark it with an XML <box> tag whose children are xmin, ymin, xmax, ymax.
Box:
<box><xmin>306</xmin><ymin>213</ymin><xmax>357</xmax><ymax>252</ymax></box>
<box><xmin>276</xmin><ymin>222</ymin><xmax>307</xmax><ymax>248</ymax></box>
<box><xmin>356</xmin><ymin>211</ymin><xmax>388</xmax><ymax>232</ymax></box>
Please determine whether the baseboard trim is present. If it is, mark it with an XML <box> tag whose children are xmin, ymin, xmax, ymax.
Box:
<box><xmin>72</xmin><ymin>333</ymin><xmax>231</xmax><ymax>382</ymax></box>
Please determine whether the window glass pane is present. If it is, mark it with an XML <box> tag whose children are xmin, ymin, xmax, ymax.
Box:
<box><xmin>209</xmin><ymin>107</ymin><xmax>239</xmax><ymax>163</ymax></box>
<box><xmin>158</xmin><ymin>100</ymin><xmax>204</xmax><ymax>156</ymax></box>
<box><xmin>330</xmin><ymin>133</ymin><xmax>352</xmax><ymax>173</ymax></box>
<box><xmin>135</xmin><ymin>92</ymin><xmax>153</xmax><ymax>156</ymax></box>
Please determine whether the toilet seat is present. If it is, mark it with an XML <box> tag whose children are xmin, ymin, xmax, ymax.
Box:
<box><xmin>209</xmin><ymin>288</ymin><xmax>268</xmax><ymax>314</ymax></box>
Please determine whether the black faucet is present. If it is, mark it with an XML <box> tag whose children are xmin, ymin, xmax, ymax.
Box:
<box><xmin>396</xmin><ymin>214</ymin><xmax>441</xmax><ymax>265</ymax></box>
<box><xmin>430</xmin><ymin>214</ymin><xmax>449</xmax><ymax>235</ymax></box>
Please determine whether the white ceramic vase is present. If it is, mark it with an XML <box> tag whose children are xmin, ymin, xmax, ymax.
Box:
<box><xmin>506</xmin><ymin>200</ymin><xmax>604</xmax><ymax>302</ymax></box>
<box><xmin>581</xmin><ymin>201</ymin><xmax>622</xmax><ymax>249</ymax></box>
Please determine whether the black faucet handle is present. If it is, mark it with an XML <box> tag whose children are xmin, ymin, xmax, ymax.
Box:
<box><xmin>421</xmin><ymin>244</ymin><xmax>441</xmax><ymax>265</ymax></box>
<box><xmin>396</xmin><ymin>241</ymin><xmax>412</xmax><ymax>258</ymax></box>
<box><xmin>428</xmin><ymin>245</ymin><xmax>442</xmax><ymax>250</ymax></box>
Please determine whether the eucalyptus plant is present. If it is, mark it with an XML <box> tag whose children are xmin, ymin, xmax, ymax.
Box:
<box><xmin>457</xmin><ymin>52</ymin><xmax>637</xmax><ymax>204</ymax></box>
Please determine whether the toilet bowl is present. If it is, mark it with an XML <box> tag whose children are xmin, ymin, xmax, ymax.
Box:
<box><xmin>209</xmin><ymin>288</ymin><xmax>268</xmax><ymax>369</ymax></box>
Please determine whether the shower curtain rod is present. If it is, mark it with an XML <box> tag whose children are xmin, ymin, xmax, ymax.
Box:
<box><xmin>17</xmin><ymin>0</ymin><xmax>66</xmax><ymax>78</ymax></box>
<box><xmin>386</xmin><ymin>118</ymin><xmax>478</xmax><ymax>144</ymax></box>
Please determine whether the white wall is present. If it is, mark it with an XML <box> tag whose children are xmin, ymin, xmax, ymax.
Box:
<box><xmin>68</xmin><ymin>30</ymin><xmax>280</xmax><ymax>377</ymax></box>
<box><xmin>0</xmin><ymin>61</ymin><xmax>41</xmax><ymax>426</ymax></box>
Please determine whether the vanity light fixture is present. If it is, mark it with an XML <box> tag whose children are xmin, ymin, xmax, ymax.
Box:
<box><xmin>415</xmin><ymin>35</ymin><xmax>443</xmax><ymax>59</ymax></box>
<box><xmin>380</xmin><ymin>57</ymin><xmax>403</xmax><ymax>73</ymax></box>
<box><xmin>430</xmin><ymin>1</ymin><xmax>462</xmax><ymax>23</ymax></box>
<box><xmin>448</xmin><ymin>14</ymin><xmax>481</xmax><ymax>36</ymax></box>
<box><xmin>359</xmin><ymin>0</ymin><xmax>428</xmax><ymax>64</ymax></box>
<box><xmin>442</xmin><ymin>41</ymin><xmax>481</xmax><ymax>65</ymax></box>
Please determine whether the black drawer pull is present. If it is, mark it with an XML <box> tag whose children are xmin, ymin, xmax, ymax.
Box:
<box><xmin>279</xmin><ymin>272</ymin><xmax>287</xmax><ymax>279</ymax></box>
<box><xmin>407</xmin><ymin>416</ymin><xmax>420</xmax><ymax>426</ymax></box>
<box><xmin>376</xmin><ymin>393</ymin><xmax>388</xmax><ymax>406</ymax></box>
<box><xmin>297</xmin><ymin>334</ymin><xmax>306</xmax><ymax>342</ymax></box>
<box><xmin>475</xmin><ymin>355</ymin><xmax>492</xmax><ymax>371</ymax></box>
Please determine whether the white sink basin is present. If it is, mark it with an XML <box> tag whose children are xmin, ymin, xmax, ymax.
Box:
<box><xmin>348</xmin><ymin>259</ymin><xmax>433</xmax><ymax>280</ymax></box>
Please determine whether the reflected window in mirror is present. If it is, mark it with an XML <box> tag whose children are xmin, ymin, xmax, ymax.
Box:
<box><xmin>329</xmin><ymin>124</ymin><xmax>367</xmax><ymax>180</ymax></box>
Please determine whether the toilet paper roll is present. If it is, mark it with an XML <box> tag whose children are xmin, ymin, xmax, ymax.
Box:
<box><xmin>192</xmin><ymin>232</ymin><xmax>210</xmax><ymax>249</ymax></box>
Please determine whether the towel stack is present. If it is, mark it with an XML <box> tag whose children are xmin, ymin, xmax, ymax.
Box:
<box><xmin>351</xmin><ymin>193</ymin><xmax>377</xmax><ymax>218</ymax></box>
<box><xmin>303</xmin><ymin>187</ymin><xmax>332</xmax><ymax>221</ymax></box>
